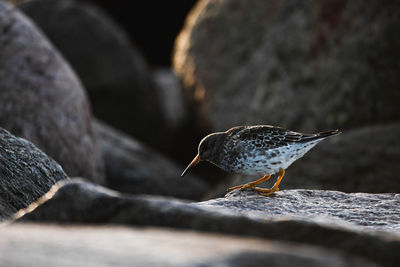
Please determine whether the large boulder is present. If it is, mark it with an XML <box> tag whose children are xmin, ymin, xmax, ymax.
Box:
<box><xmin>174</xmin><ymin>0</ymin><xmax>400</xmax><ymax>132</ymax></box>
<box><xmin>20</xmin><ymin>0</ymin><xmax>167</xmax><ymax>148</ymax></box>
<box><xmin>0</xmin><ymin>128</ymin><xmax>67</xmax><ymax>222</ymax></box>
<box><xmin>21</xmin><ymin>179</ymin><xmax>400</xmax><ymax>266</ymax></box>
<box><xmin>0</xmin><ymin>223</ymin><xmax>377</xmax><ymax>267</ymax></box>
<box><xmin>93</xmin><ymin>120</ymin><xmax>209</xmax><ymax>200</ymax></box>
<box><xmin>0</xmin><ymin>1</ymin><xmax>104</xmax><ymax>183</ymax></box>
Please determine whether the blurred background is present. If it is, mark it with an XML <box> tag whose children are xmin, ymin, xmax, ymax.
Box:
<box><xmin>3</xmin><ymin>0</ymin><xmax>400</xmax><ymax>197</ymax></box>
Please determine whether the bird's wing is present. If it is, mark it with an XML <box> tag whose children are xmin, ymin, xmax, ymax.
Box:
<box><xmin>226</xmin><ymin>125</ymin><xmax>319</xmax><ymax>150</ymax></box>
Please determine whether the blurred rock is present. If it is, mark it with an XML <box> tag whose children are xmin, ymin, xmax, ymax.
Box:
<box><xmin>0</xmin><ymin>1</ymin><xmax>104</xmax><ymax>184</ymax></box>
<box><xmin>22</xmin><ymin>179</ymin><xmax>400</xmax><ymax>266</ymax></box>
<box><xmin>224</xmin><ymin>123</ymin><xmax>400</xmax><ymax>194</ymax></box>
<box><xmin>20</xmin><ymin>0</ymin><xmax>167</xmax><ymax>148</ymax></box>
<box><xmin>93</xmin><ymin>120</ymin><xmax>208</xmax><ymax>200</ymax></box>
<box><xmin>0</xmin><ymin>223</ymin><xmax>376</xmax><ymax>267</ymax></box>
<box><xmin>153</xmin><ymin>69</ymin><xmax>186</xmax><ymax>130</ymax></box>
<box><xmin>152</xmin><ymin>68</ymin><xmax>216</xmax><ymax>169</ymax></box>
<box><xmin>174</xmin><ymin>0</ymin><xmax>400</xmax><ymax>132</ymax></box>
<box><xmin>0</xmin><ymin>128</ymin><xmax>67</xmax><ymax>222</ymax></box>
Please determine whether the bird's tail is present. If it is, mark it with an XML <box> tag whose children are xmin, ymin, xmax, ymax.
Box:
<box><xmin>299</xmin><ymin>129</ymin><xmax>341</xmax><ymax>142</ymax></box>
<box><xmin>316</xmin><ymin>129</ymin><xmax>341</xmax><ymax>138</ymax></box>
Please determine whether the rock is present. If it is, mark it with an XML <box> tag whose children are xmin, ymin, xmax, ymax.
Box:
<box><xmin>0</xmin><ymin>1</ymin><xmax>104</xmax><ymax>184</ymax></box>
<box><xmin>225</xmin><ymin>123</ymin><xmax>400</xmax><ymax>194</ymax></box>
<box><xmin>153</xmin><ymin>69</ymin><xmax>186</xmax><ymax>131</ymax></box>
<box><xmin>93</xmin><ymin>120</ymin><xmax>209</xmax><ymax>200</ymax></box>
<box><xmin>0</xmin><ymin>223</ymin><xmax>377</xmax><ymax>267</ymax></box>
<box><xmin>200</xmin><ymin>189</ymin><xmax>400</xmax><ymax>233</ymax></box>
<box><xmin>21</xmin><ymin>179</ymin><xmax>400</xmax><ymax>266</ymax></box>
<box><xmin>152</xmin><ymin>68</ymin><xmax>216</xmax><ymax>167</ymax></box>
<box><xmin>174</xmin><ymin>0</ymin><xmax>400</xmax><ymax>132</ymax></box>
<box><xmin>0</xmin><ymin>128</ymin><xmax>67</xmax><ymax>222</ymax></box>
<box><xmin>20</xmin><ymin>0</ymin><xmax>167</xmax><ymax>149</ymax></box>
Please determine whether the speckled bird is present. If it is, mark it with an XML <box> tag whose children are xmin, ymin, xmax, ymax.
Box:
<box><xmin>181</xmin><ymin>125</ymin><xmax>340</xmax><ymax>196</ymax></box>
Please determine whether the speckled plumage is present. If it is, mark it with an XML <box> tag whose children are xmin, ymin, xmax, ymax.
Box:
<box><xmin>182</xmin><ymin>125</ymin><xmax>341</xmax><ymax>191</ymax></box>
<box><xmin>216</xmin><ymin>125</ymin><xmax>339</xmax><ymax>176</ymax></box>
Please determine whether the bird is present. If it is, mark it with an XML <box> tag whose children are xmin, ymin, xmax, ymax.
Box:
<box><xmin>181</xmin><ymin>125</ymin><xmax>340</xmax><ymax>196</ymax></box>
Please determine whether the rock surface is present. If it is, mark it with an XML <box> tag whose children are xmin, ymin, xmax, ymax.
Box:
<box><xmin>200</xmin><ymin>189</ymin><xmax>400</xmax><ymax>233</ymax></box>
<box><xmin>0</xmin><ymin>128</ymin><xmax>67</xmax><ymax>222</ymax></box>
<box><xmin>93</xmin><ymin>120</ymin><xmax>209</xmax><ymax>200</ymax></box>
<box><xmin>225</xmin><ymin>123</ymin><xmax>400</xmax><ymax>194</ymax></box>
<box><xmin>174</xmin><ymin>0</ymin><xmax>400</xmax><ymax>132</ymax></box>
<box><xmin>0</xmin><ymin>223</ymin><xmax>377</xmax><ymax>267</ymax></box>
<box><xmin>21</xmin><ymin>179</ymin><xmax>400</xmax><ymax>266</ymax></box>
<box><xmin>0</xmin><ymin>1</ymin><xmax>104</xmax><ymax>184</ymax></box>
<box><xmin>20</xmin><ymin>0</ymin><xmax>167</xmax><ymax>148</ymax></box>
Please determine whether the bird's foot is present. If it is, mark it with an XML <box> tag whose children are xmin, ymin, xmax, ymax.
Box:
<box><xmin>257</xmin><ymin>168</ymin><xmax>285</xmax><ymax>197</ymax></box>
<box><xmin>227</xmin><ymin>174</ymin><xmax>271</xmax><ymax>192</ymax></box>
<box><xmin>257</xmin><ymin>186</ymin><xmax>279</xmax><ymax>196</ymax></box>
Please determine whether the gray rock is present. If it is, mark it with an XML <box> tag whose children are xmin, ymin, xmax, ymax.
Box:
<box><xmin>0</xmin><ymin>128</ymin><xmax>67</xmax><ymax>222</ymax></box>
<box><xmin>199</xmin><ymin>189</ymin><xmax>400</xmax><ymax>233</ymax></box>
<box><xmin>20</xmin><ymin>0</ymin><xmax>167</xmax><ymax>148</ymax></box>
<box><xmin>223</xmin><ymin>123</ymin><xmax>400</xmax><ymax>194</ymax></box>
<box><xmin>21</xmin><ymin>179</ymin><xmax>400</xmax><ymax>266</ymax></box>
<box><xmin>93</xmin><ymin>120</ymin><xmax>209</xmax><ymax>200</ymax></box>
<box><xmin>0</xmin><ymin>223</ymin><xmax>376</xmax><ymax>267</ymax></box>
<box><xmin>0</xmin><ymin>1</ymin><xmax>104</xmax><ymax>184</ymax></box>
<box><xmin>174</xmin><ymin>0</ymin><xmax>400</xmax><ymax>132</ymax></box>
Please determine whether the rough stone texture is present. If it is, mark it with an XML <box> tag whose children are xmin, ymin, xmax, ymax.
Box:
<box><xmin>174</xmin><ymin>0</ymin><xmax>400</xmax><ymax>132</ymax></box>
<box><xmin>0</xmin><ymin>1</ymin><xmax>104</xmax><ymax>184</ymax></box>
<box><xmin>21</xmin><ymin>179</ymin><xmax>400</xmax><ymax>266</ymax></box>
<box><xmin>20</xmin><ymin>0</ymin><xmax>167</xmax><ymax>148</ymax></box>
<box><xmin>0</xmin><ymin>128</ymin><xmax>67</xmax><ymax>222</ymax></box>
<box><xmin>0</xmin><ymin>224</ymin><xmax>376</xmax><ymax>267</ymax></box>
<box><xmin>93</xmin><ymin>120</ymin><xmax>209</xmax><ymax>200</ymax></box>
<box><xmin>200</xmin><ymin>189</ymin><xmax>400</xmax><ymax>233</ymax></box>
<box><xmin>224</xmin><ymin>123</ymin><xmax>400</xmax><ymax>194</ymax></box>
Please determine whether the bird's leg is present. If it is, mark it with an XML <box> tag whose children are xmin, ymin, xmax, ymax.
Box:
<box><xmin>227</xmin><ymin>174</ymin><xmax>272</xmax><ymax>192</ymax></box>
<box><xmin>255</xmin><ymin>168</ymin><xmax>285</xmax><ymax>196</ymax></box>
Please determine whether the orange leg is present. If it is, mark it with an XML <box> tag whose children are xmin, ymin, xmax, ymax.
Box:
<box><xmin>227</xmin><ymin>174</ymin><xmax>272</xmax><ymax>192</ymax></box>
<box><xmin>258</xmin><ymin>168</ymin><xmax>285</xmax><ymax>196</ymax></box>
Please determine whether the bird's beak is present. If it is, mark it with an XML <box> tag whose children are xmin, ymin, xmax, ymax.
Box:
<box><xmin>181</xmin><ymin>154</ymin><xmax>200</xmax><ymax>177</ymax></box>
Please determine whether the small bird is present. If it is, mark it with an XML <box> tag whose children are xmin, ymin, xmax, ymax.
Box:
<box><xmin>181</xmin><ymin>125</ymin><xmax>340</xmax><ymax>196</ymax></box>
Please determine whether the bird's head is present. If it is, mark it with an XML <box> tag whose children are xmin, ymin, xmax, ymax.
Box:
<box><xmin>181</xmin><ymin>133</ymin><xmax>225</xmax><ymax>177</ymax></box>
